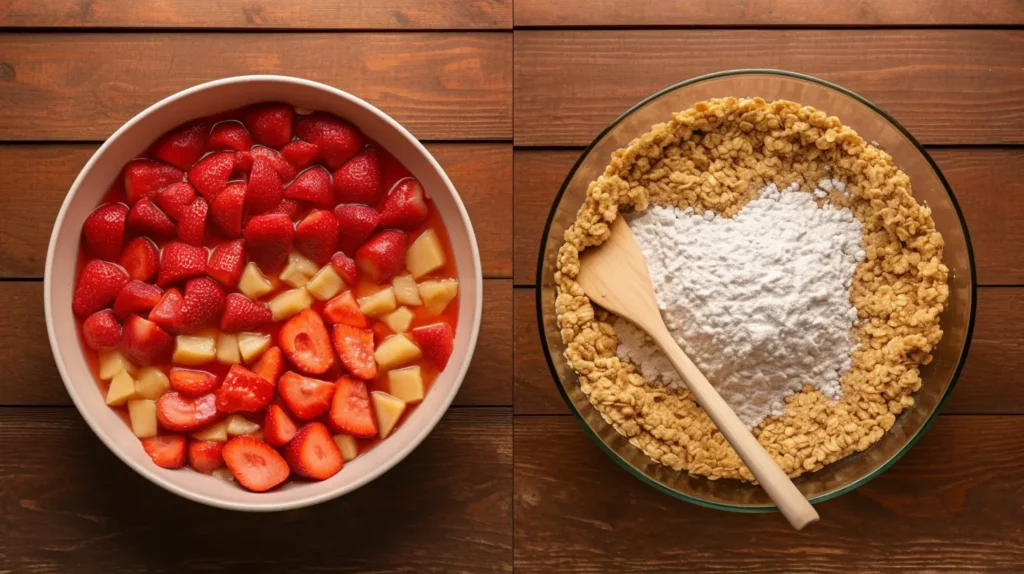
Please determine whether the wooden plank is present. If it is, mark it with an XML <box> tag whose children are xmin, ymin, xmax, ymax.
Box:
<box><xmin>514</xmin><ymin>30</ymin><xmax>1024</xmax><ymax>146</ymax></box>
<box><xmin>0</xmin><ymin>279</ymin><xmax>512</xmax><ymax>406</ymax></box>
<box><xmin>0</xmin><ymin>32</ymin><xmax>512</xmax><ymax>141</ymax></box>
<box><xmin>0</xmin><ymin>0</ymin><xmax>512</xmax><ymax>29</ymax></box>
<box><xmin>514</xmin><ymin>415</ymin><xmax>1024</xmax><ymax>572</ymax></box>
<box><xmin>515</xmin><ymin>0</ymin><xmax>1024</xmax><ymax>27</ymax></box>
<box><xmin>513</xmin><ymin>148</ymin><xmax>1024</xmax><ymax>285</ymax></box>
<box><xmin>0</xmin><ymin>143</ymin><xmax>512</xmax><ymax>278</ymax></box>
<box><xmin>514</xmin><ymin>286</ymin><xmax>1024</xmax><ymax>415</ymax></box>
<box><xmin>0</xmin><ymin>406</ymin><xmax>512</xmax><ymax>572</ymax></box>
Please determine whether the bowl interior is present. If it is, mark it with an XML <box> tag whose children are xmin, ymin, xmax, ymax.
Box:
<box><xmin>46</xmin><ymin>76</ymin><xmax>482</xmax><ymax>511</ymax></box>
<box><xmin>537</xmin><ymin>71</ymin><xmax>975</xmax><ymax>510</ymax></box>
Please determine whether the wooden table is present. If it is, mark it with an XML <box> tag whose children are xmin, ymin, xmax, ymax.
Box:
<box><xmin>0</xmin><ymin>1</ymin><xmax>1021</xmax><ymax>571</ymax></box>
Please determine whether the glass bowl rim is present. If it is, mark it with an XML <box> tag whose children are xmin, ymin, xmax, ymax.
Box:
<box><xmin>533</xmin><ymin>68</ymin><xmax>978</xmax><ymax>513</ymax></box>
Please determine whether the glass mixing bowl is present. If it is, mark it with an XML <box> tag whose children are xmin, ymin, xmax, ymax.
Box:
<box><xmin>535</xmin><ymin>69</ymin><xmax>976</xmax><ymax>511</ymax></box>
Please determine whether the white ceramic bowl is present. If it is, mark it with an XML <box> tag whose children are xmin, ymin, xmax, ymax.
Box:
<box><xmin>44</xmin><ymin>75</ymin><xmax>483</xmax><ymax>511</ymax></box>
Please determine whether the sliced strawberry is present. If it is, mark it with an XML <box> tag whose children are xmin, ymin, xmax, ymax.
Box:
<box><xmin>157</xmin><ymin>242</ymin><xmax>208</xmax><ymax>287</ymax></box>
<box><xmin>210</xmin><ymin>182</ymin><xmax>246</xmax><ymax>238</ymax></box>
<box><xmin>153</xmin><ymin>120</ymin><xmax>210</xmax><ymax>169</ymax></box>
<box><xmin>215</xmin><ymin>364</ymin><xmax>274</xmax><ymax>413</ymax></box>
<box><xmin>122</xmin><ymin>315</ymin><xmax>173</xmax><ymax>365</ymax></box>
<box><xmin>334</xmin><ymin>204</ymin><xmax>380</xmax><ymax>256</ymax></box>
<box><xmin>180</xmin><ymin>277</ymin><xmax>226</xmax><ymax>332</ymax></box>
<box><xmin>412</xmin><ymin>323</ymin><xmax>455</xmax><ymax>370</ymax></box>
<box><xmin>220</xmin><ymin>293</ymin><xmax>272</xmax><ymax>332</ymax></box>
<box><xmin>118</xmin><ymin>237</ymin><xmax>159</xmax><ymax>283</ymax></box>
<box><xmin>323</xmin><ymin>291</ymin><xmax>367</xmax><ymax>328</ymax></box>
<box><xmin>155</xmin><ymin>182</ymin><xmax>198</xmax><ymax>221</ymax></box>
<box><xmin>207</xmin><ymin>121</ymin><xmax>252</xmax><ymax>152</ymax></box>
<box><xmin>331</xmin><ymin>324</ymin><xmax>377</xmax><ymax>380</ymax></box>
<box><xmin>124</xmin><ymin>160</ymin><xmax>184</xmax><ymax>205</ymax></box>
<box><xmin>279</xmin><ymin>309</ymin><xmax>335</xmax><ymax>376</ymax></box>
<box><xmin>148</xmin><ymin>287</ymin><xmax>186</xmax><ymax>332</ymax></box>
<box><xmin>157</xmin><ymin>392</ymin><xmax>219</xmax><ymax>432</ymax></box>
<box><xmin>295</xmin><ymin>112</ymin><xmax>363</xmax><ymax>170</ymax></box>
<box><xmin>126</xmin><ymin>199</ymin><xmax>176</xmax><ymax>240</ymax></box>
<box><xmin>176</xmin><ymin>197</ymin><xmax>209</xmax><ymax>246</ymax></box>
<box><xmin>234</xmin><ymin>149</ymin><xmax>254</xmax><ymax>172</ymax></box>
<box><xmin>377</xmin><ymin>178</ymin><xmax>429</xmax><ymax>230</ymax></box>
<box><xmin>284</xmin><ymin>422</ymin><xmax>343</xmax><ymax>480</ymax></box>
<box><xmin>245</xmin><ymin>155</ymin><xmax>285</xmax><ymax>214</ymax></box>
<box><xmin>244</xmin><ymin>103</ymin><xmax>294</xmax><ymax>148</ymax></box>
<box><xmin>142</xmin><ymin>435</ymin><xmax>187</xmax><ymax>469</ymax></box>
<box><xmin>206</xmin><ymin>239</ymin><xmax>245</xmax><ymax>288</ymax></box>
<box><xmin>82</xmin><ymin>309</ymin><xmax>122</xmax><ymax>351</ymax></box>
<box><xmin>278</xmin><ymin>371</ymin><xmax>335</xmax><ymax>420</ymax></box>
<box><xmin>354</xmin><ymin>230</ymin><xmax>407</xmax><ymax>283</ymax></box>
<box><xmin>82</xmin><ymin>203</ymin><xmax>128</xmax><ymax>261</ymax></box>
<box><xmin>294</xmin><ymin>210</ymin><xmax>339</xmax><ymax>265</ymax></box>
<box><xmin>284</xmin><ymin>167</ymin><xmax>333</xmax><ymax>206</ymax></box>
<box><xmin>169</xmin><ymin>368</ymin><xmax>221</xmax><ymax>397</ymax></box>
<box><xmin>333</xmin><ymin>149</ymin><xmax>382</xmax><ymax>205</ymax></box>
<box><xmin>328</xmin><ymin>377</ymin><xmax>378</xmax><ymax>438</ymax></box>
<box><xmin>73</xmin><ymin>260</ymin><xmax>129</xmax><ymax>317</ymax></box>
<box><xmin>113</xmin><ymin>280</ymin><xmax>163</xmax><ymax>320</ymax></box>
<box><xmin>266</xmin><ymin>198</ymin><xmax>301</xmax><ymax>219</ymax></box>
<box><xmin>187</xmin><ymin>440</ymin><xmax>225</xmax><ymax>473</ymax></box>
<box><xmin>329</xmin><ymin>252</ymin><xmax>360</xmax><ymax>285</ymax></box>
<box><xmin>243</xmin><ymin>213</ymin><xmax>293</xmax><ymax>274</ymax></box>
<box><xmin>187</xmin><ymin>151</ymin><xmax>235</xmax><ymax>202</ymax></box>
<box><xmin>222</xmin><ymin>435</ymin><xmax>290</xmax><ymax>492</ymax></box>
<box><xmin>280</xmin><ymin>140</ymin><xmax>319</xmax><ymax>170</ymax></box>
<box><xmin>253</xmin><ymin>346</ymin><xmax>285</xmax><ymax>383</ymax></box>
<box><xmin>263</xmin><ymin>403</ymin><xmax>297</xmax><ymax>447</ymax></box>
<box><xmin>251</xmin><ymin>146</ymin><xmax>298</xmax><ymax>182</ymax></box>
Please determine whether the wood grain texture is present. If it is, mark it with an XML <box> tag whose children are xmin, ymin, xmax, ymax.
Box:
<box><xmin>513</xmin><ymin>148</ymin><xmax>1024</xmax><ymax>285</ymax></box>
<box><xmin>514</xmin><ymin>286</ymin><xmax>1024</xmax><ymax>415</ymax></box>
<box><xmin>0</xmin><ymin>406</ymin><xmax>512</xmax><ymax>573</ymax></box>
<box><xmin>514</xmin><ymin>415</ymin><xmax>1024</xmax><ymax>573</ymax></box>
<box><xmin>513</xmin><ymin>30</ymin><xmax>1024</xmax><ymax>146</ymax></box>
<box><xmin>0</xmin><ymin>0</ymin><xmax>512</xmax><ymax>29</ymax></box>
<box><xmin>515</xmin><ymin>0</ymin><xmax>1024</xmax><ymax>27</ymax></box>
<box><xmin>0</xmin><ymin>143</ymin><xmax>512</xmax><ymax>278</ymax></box>
<box><xmin>0</xmin><ymin>280</ymin><xmax>511</xmax><ymax>406</ymax></box>
<box><xmin>0</xmin><ymin>32</ymin><xmax>512</xmax><ymax>141</ymax></box>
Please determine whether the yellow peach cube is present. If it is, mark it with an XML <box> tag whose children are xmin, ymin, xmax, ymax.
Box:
<box><xmin>333</xmin><ymin>434</ymin><xmax>360</xmax><ymax>461</ymax></box>
<box><xmin>392</xmin><ymin>274</ymin><xmax>422</xmax><ymax>306</ymax></box>
<box><xmin>192</xmin><ymin>419</ymin><xmax>229</xmax><ymax>442</ymax></box>
<box><xmin>216</xmin><ymin>332</ymin><xmax>241</xmax><ymax>365</ymax></box>
<box><xmin>238</xmin><ymin>332</ymin><xmax>272</xmax><ymax>364</ymax></box>
<box><xmin>388</xmin><ymin>366</ymin><xmax>424</xmax><ymax>403</ymax></box>
<box><xmin>173</xmin><ymin>334</ymin><xmax>217</xmax><ymax>366</ymax></box>
<box><xmin>418</xmin><ymin>279</ymin><xmax>459</xmax><ymax>315</ymax></box>
<box><xmin>374</xmin><ymin>334</ymin><xmax>422</xmax><ymax>371</ymax></box>
<box><xmin>383</xmin><ymin>307</ymin><xmax>414</xmax><ymax>333</ymax></box>
<box><xmin>306</xmin><ymin>265</ymin><xmax>345</xmax><ymax>301</ymax></box>
<box><xmin>269</xmin><ymin>288</ymin><xmax>313</xmax><ymax>321</ymax></box>
<box><xmin>371</xmin><ymin>391</ymin><xmax>406</xmax><ymax>439</ymax></box>
<box><xmin>127</xmin><ymin>399</ymin><xmax>158</xmax><ymax>438</ymax></box>
<box><xmin>358</xmin><ymin>287</ymin><xmax>397</xmax><ymax>317</ymax></box>
<box><xmin>406</xmin><ymin>229</ymin><xmax>446</xmax><ymax>279</ymax></box>
<box><xmin>98</xmin><ymin>349</ymin><xmax>136</xmax><ymax>380</ymax></box>
<box><xmin>133</xmin><ymin>367</ymin><xmax>170</xmax><ymax>400</ymax></box>
<box><xmin>238</xmin><ymin>262</ymin><xmax>274</xmax><ymax>300</ymax></box>
<box><xmin>105</xmin><ymin>370</ymin><xmax>138</xmax><ymax>406</ymax></box>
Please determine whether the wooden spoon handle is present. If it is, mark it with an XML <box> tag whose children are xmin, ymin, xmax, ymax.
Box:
<box><xmin>648</xmin><ymin>325</ymin><xmax>819</xmax><ymax>530</ymax></box>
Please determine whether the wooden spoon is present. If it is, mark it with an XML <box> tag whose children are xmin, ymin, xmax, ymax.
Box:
<box><xmin>577</xmin><ymin>216</ymin><xmax>820</xmax><ymax>530</ymax></box>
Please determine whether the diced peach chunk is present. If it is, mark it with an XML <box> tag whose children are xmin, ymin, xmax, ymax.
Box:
<box><xmin>211</xmin><ymin>466</ymin><xmax>235</xmax><ymax>482</ymax></box>
<box><xmin>173</xmin><ymin>333</ymin><xmax>217</xmax><ymax>365</ymax></box>
<box><xmin>238</xmin><ymin>262</ymin><xmax>274</xmax><ymax>299</ymax></box>
<box><xmin>388</xmin><ymin>366</ymin><xmax>424</xmax><ymax>404</ymax></box>
<box><xmin>306</xmin><ymin>265</ymin><xmax>345</xmax><ymax>301</ymax></box>
<box><xmin>192</xmin><ymin>419</ymin><xmax>229</xmax><ymax>442</ymax></box>
<box><xmin>269</xmin><ymin>288</ymin><xmax>313</xmax><ymax>321</ymax></box>
<box><xmin>382</xmin><ymin>307</ymin><xmax>414</xmax><ymax>333</ymax></box>
<box><xmin>99</xmin><ymin>349</ymin><xmax>136</xmax><ymax>380</ymax></box>
<box><xmin>238</xmin><ymin>332</ymin><xmax>272</xmax><ymax>364</ymax></box>
<box><xmin>374</xmin><ymin>334</ymin><xmax>422</xmax><ymax>371</ymax></box>
<box><xmin>392</xmin><ymin>274</ymin><xmax>422</xmax><ymax>306</ymax></box>
<box><xmin>418</xmin><ymin>279</ymin><xmax>459</xmax><ymax>315</ymax></box>
<box><xmin>371</xmin><ymin>391</ymin><xmax>406</xmax><ymax>439</ymax></box>
<box><xmin>134</xmin><ymin>366</ymin><xmax>170</xmax><ymax>400</ymax></box>
<box><xmin>105</xmin><ymin>370</ymin><xmax>138</xmax><ymax>406</ymax></box>
<box><xmin>226</xmin><ymin>414</ymin><xmax>262</xmax><ymax>436</ymax></box>
<box><xmin>358</xmin><ymin>286</ymin><xmax>397</xmax><ymax>318</ymax></box>
<box><xmin>333</xmin><ymin>434</ymin><xmax>359</xmax><ymax>462</ymax></box>
<box><xmin>280</xmin><ymin>251</ymin><xmax>319</xmax><ymax>288</ymax></box>
<box><xmin>216</xmin><ymin>332</ymin><xmax>241</xmax><ymax>365</ymax></box>
<box><xmin>406</xmin><ymin>229</ymin><xmax>446</xmax><ymax>279</ymax></box>
<box><xmin>127</xmin><ymin>399</ymin><xmax>158</xmax><ymax>438</ymax></box>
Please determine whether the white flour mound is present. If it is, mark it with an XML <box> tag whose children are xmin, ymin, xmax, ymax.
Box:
<box><xmin>616</xmin><ymin>182</ymin><xmax>866</xmax><ymax>429</ymax></box>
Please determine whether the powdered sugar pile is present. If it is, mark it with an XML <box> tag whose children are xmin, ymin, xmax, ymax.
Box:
<box><xmin>616</xmin><ymin>181</ymin><xmax>866</xmax><ymax>428</ymax></box>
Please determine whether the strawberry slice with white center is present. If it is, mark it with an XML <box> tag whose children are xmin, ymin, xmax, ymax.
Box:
<box><xmin>331</xmin><ymin>323</ymin><xmax>377</xmax><ymax>380</ymax></box>
<box><xmin>244</xmin><ymin>103</ymin><xmax>294</xmax><ymax>148</ymax></box>
<box><xmin>216</xmin><ymin>364</ymin><xmax>274</xmax><ymax>413</ymax></box>
<box><xmin>73</xmin><ymin>260</ymin><xmax>129</xmax><ymax>317</ymax></box>
<box><xmin>323</xmin><ymin>291</ymin><xmax>367</xmax><ymax>328</ymax></box>
<box><xmin>119</xmin><ymin>237</ymin><xmax>160</xmax><ymax>282</ymax></box>
<box><xmin>412</xmin><ymin>323</ymin><xmax>455</xmax><ymax>370</ymax></box>
<box><xmin>206</xmin><ymin>239</ymin><xmax>245</xmax><ymax>288</ymax></box>
<box><xmin>328</xmin><ymin>377</ymin><xmax>378</xmax><ymax>438</ymax></box>
<box><xmin>142</xmin><ymin>435</ymin><xmax>187</xmax><ymax>469</ymax></box>
<box><xmin>82</xmin><ymin>203</ymin><xmax>128</xmax><ymax>261</ymax></box>
<box><xmin>156</xmin><ymin>392</ymin><xmax>219</xmax><ymax>432</ymax></box>
<box><xmin>278</xmin><ymin>371</ymin><xmax>335</xmax><ymax>420</ymax></box>
<box><xmin>223</xmin><ymin>435</ymin><xmax>290</xmax><ymax>492</ymax></box>
<box><xmin>243</xmin><ymin>214</ymin><xmax>293</xmax><ymax>274</ymax></box>
<box><xmin>124</xmin><ymin>159</ymin><xmax>184</xmax><ymax>205</ymax></box>
<box><xmin>157</xmin><ymin>242</ymin><xmax>208</xmax><ymax>287</ymax></box>
<box><xmin>334</xmin><ymin>204</ymin><xmax>380</xmax><ymax>256</ymax></box>
<box><xmin>153</xmin><ymin>120</ymin><xmax>210</xmax><ymax>170</ymax></box>
<box><xmin>354</xmin><ymin>230</ymin><xmax>407</xmax><ymax>283</ymax></box>
<box><xmin>82</xmin><ymin>309</ymin><xmax>122</xmax><ymax>352</ymax></box>
<box><xmin>187</xmin><ymin>151</ymin><xmax>235</xmax><ymax>202</ymax></box>
<box><xmin>169</xmin><ymin>368</ymin><xmax>220</xmax><ymax>397</ymax></box>
<box><xmin>284</xmin><ymin>422</ymin><xmax>343</xmax><ymax>480</ymax></box>
<box><xmin>127</xmin><ymin>199</ymin><xmax>176</xmax><ymax>241</ymax></box>
<box><xmin>284</xmin><ymin>167</ymin><xmax>333</xmax><ymax>206</ymax></box>
<box><xmin>220</xmin><ymin>293</ymin><xmax>272</xmax><ymax>332</ymax></box>
<box><xmin>377</xmin><ymin>178</ymin><xmax>429</xmax><ymax>231</ymax></box>
<box><xmin>295</xmin><ymin>209</ymin><xmax>339</xmax><ymax>265</ymax></box>
<box><xmin>122</xmin><ymin>314</ymin><xmax>174</xmax><ymax>366</ymax></box>
<box><xmin>279</xmin><ymin>309</ymin><xmax>335</xmax><ymax>375</ymax></box>
<box><xmin>113</xmin><ymin>280</ymin><xmax>163</xmax><ymax>320</ymax></box>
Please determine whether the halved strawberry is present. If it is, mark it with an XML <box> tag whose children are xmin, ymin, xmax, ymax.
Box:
<box><xmin>251</xmin><ymin>146</ymin><xmax>298</xmax><ymax>182</ymax></box>
<box><xmin>142</xmin><ymin>435</ymin><xmax>187</xmax><ymax>469</ymax></box>
<box><xmin>82</xmin><ymin>203</ymin><xmax>128</xmax><ymax>261</ymax></box>
<box><xmin>377</xmin><ymin>178</ymin><xmax>429</xmax><ymax>230</ymax></box>
<box><xmin>334</xmin><ymin>204</ymin><xmax>380</xmax><ymax>256</ymax></box>
<box><xmin>280</xmin><ymin>140</ymin><xmax>319</xmax><ymax>170</ymax></box>
<box><xmin>244</xmin><ymin>103</ymin><xmax>293</xmax><ymax>148</ymax></box>
<box><xmin>243</xmin><ymin>213</ymin><xmax>293</xmax><ymax>274</ymax></box>
<box><xmin>263</xmin><ymin>403</ymin><xmax>297</xmax><ymax>447</ymax></box>
<box><xmin>333</xmin><ymin>149</ymin><xmax>382</xmax><ymax>205</ymax></box>
<box><xmin>122</xmin><ymin>315</ymin><xmax>174</xmax><ymax>365</ymax></box>
<box><xmin>148</xmin><ymin>287</ymin><xmax>186</xmax><ymax>332</ymax></box>
<box><xmin>126</xmin><ymin>199</ymin><xmax>176</xmax><ymax>240</ymax></box>
<box><xmin>124</xmin><ymin>160</ymin><xmax>184</xmax><ymax>205</ymax></box>
<box><xmin>245</xmin><ymin>155</ymin><xmax>285</xmax><ymax>214</ymax></box>
<box><xmin>157</xmin><ymin>392</ymin><xmax>219</xmax><ymax>432</ymax></box>
<box><xmin>354</xmin><ymin>230</ymin><xmax>406</xmax><ymax>283</ymax></box>
<box><xmin>284</xmin><ymin>167</ymin><xmax>332</xmax><ymax>206</ymax></box>
<box><xmin>188</xmin><ymin>151</ymin><xmax>235</xmax><ymax>202</ymax></box>
<box><xmin>180</xmin><ymin>277</ymin><xmax>226</xmax><ymax>332</ymax></box>
<box><xmin>220</xmin><ymin>293</ymin><xmax>272</xmax><ymax>332</ymax></box>
<box><xmin>155</xmin><ymin>182</ymin><xmax>198</xmax><ymax>221</ymax></box>
<box><xmin>169</xmin><ymin>368</ymin><xmax>221</xmax><ymax>397</ymax></box>
<box><xmin>328</xmin><ymin>377</ymin><xmax>377</xmax><ymax>438</ymax></box>
<box><xmin>82</xmin><ymin>309</ymin><xmax>122</xmax><ymax>351</ymax></box>
<box><xmin>207</xmin><ymin>121</ymin><xmax>252</xmax><ymax>152</ymax></box>
<box><xmin>323</xmin><ymin>291</ymin><xmax>367</xmax><ymax>328</ymax></box>
<box><xmin>279</xmin><ymin>309</ymin><xmax>335</xmax><ymax>376</ymax></box>
<box><xmin>119</xmin><ymin>237</ymin><xmax>160</xmax><ymax>282</ymax></box>
<box><xmin>253</xmin><ymin>346</ymin><xmax>284</xmax><ymax>383</ymax></box>
<box><xmin>295</xmin><ymin>112</ymin><xmax>363</xmax><ymax>170</ymax></box>
<box><xmin>206</xmin><ymin>239</ymin><xmax>245</xmax><ymax>288</ymax></box>
<box><xmin>73</xmin><ymin>260</ymin><xmax>129</xmax><ymax>317</ymax></box>
<box><xmin>295</xmin><ymin>210</ymin><xmax>339</xmax><ymax>265</ymax></box>
<box><xmin>153</xmin><ymin>120</ymin><xmax>210</xmax><ymax>170</ymax></box>
<box><xmin>113</xmin><ymin>280</ymin><xmax>163</xmax><ymax>320</ymax></box>
<box><xmin>331</xmin><ymin>324</ymin><xmax>377</xmax><ymax>380</ymax></box>
<box><xmin>412</xmin><ymin>323</ymin><xmax>455</xmax><ymax>370</ymax></box>
<box><xmin>176</xmin><ymin>197</ymin><xmax>209</xmax><ymax>246</ymax></box>
<box><xmin>278</xmin><ymin>371</ymin><xmax>335</xmax><ymax>420</ymax></box>
<box><xmin>187</xmin><ymin>440</ymin><xmax>225</xmax><ymax>473</ymax></box>
<box><xmin>215</xmin><ymin>364</ymin><xmax>274</xmax><ymax>413</ymax></box>
<box><xmin>234</xmin><ymin>150</ymin><xmax>254</xmax><ymax>172</ymax></box>
<box><xmin>266</xmin><ymin>198</ymin><xmax>301</xmax><ymax>219</ymax></box>
<box><xmin>223</xmin><ymin>435</ymin><xmax>290</xmax><ymax>492</ymax></box>
<box><xmin>210</xmin><ymin>182</ymin><xmax>246</xmax><ymax>238</ymax></box>
<box><xmin>284</xmin><ymin>422</ymin><xmax>343</xmax><ymax>480</ymax></box>
<box><xmin>157</xmin><ymin>242</ymin><xmax>208</xmax><ymax>287</ymax></box>
<box><xmin>329</xmin><ymin>252</ymin><xmax>360</xmax><ymax>285</ymax></box>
